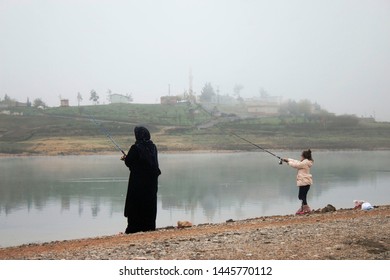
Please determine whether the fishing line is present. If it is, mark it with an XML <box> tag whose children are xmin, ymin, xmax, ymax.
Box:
<box><xmin>195</xmin><ymin>103</ymin><xmax>283</xmax><ymax>164</ymax></box>
<box><xmin>87</xmin><ymin>113</ymin><xmax>127</xmax><ymax>156</ymax></box>
<box><xmin>230</xmin><ymin>132</ymin><xmax>283</xmax><ymax>163</ymax></box>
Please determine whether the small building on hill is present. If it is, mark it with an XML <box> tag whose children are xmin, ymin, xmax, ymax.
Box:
<box><xmin>60</xmin><ymin>99</ymin><xmax>69</xmax><ymax>107</ymax></box>
<box><xmin>246</xmin><ymin>102</ymin><xmax>280</xmax><ymax>116</ymax></box>
<box><xmin>109</xmin><ymin>94</ymin><xmax>132</xmax><ymax>104</ymax></box>
<box><xmin>245</xmin><ymin>95</ymin><xmax>282</xmax><ymax>116</ymax></box>
<box><xmin>161</xmin><ymin>96</ymin><xmax>179</xmax><ymax>105</ymax></box>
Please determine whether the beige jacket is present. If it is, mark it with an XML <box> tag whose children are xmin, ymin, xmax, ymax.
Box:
<box><xmin>287</xmin><ymin>158</ymin><xmax>313</xmax><ymax>187</ymax></box>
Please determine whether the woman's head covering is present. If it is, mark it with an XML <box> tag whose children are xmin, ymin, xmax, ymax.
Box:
<box><xmin>134</xmin><ymin>126</ymin><xmax>151</xmax><ymax>142</ymax></box>
<box><xmin>133</xmin><ymin>126</ymin><xmax>161</xmax><ymax>176</ymax></box>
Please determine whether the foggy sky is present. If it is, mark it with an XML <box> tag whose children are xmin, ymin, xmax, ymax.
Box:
<box><xmin>1</xmin><ymin>0</ymin><xmax>390</xmax><ymax>121</ymax></box>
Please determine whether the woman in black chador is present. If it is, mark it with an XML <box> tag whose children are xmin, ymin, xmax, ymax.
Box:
<box><xmin>122</xmin><ymin>126</ymin><xmax>161</xmax><ymax>234</ymax></box>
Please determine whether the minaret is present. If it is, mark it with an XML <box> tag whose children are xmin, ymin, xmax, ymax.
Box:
<box><xmin>189</xmin><ymin>67</ymin><xmax>193</xmax><ymax>99</ymax></box>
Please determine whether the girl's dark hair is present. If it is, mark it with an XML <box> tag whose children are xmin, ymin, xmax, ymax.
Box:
<box><xmin>302</xmin><ymin>149</ymin><xmax>313</xmax><ymax>161</ymax></box>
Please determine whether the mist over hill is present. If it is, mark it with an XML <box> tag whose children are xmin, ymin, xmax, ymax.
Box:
<box><xmin>1</xmin><ymin>101</ymin><xmax>390</xmax><ymax>155</ymax></box>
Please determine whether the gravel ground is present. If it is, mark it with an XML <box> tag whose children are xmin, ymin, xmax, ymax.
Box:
<box><xmin>0</xmin><ymin>206</ymin><xmax>389</xmax><ymax>260</ymax></box>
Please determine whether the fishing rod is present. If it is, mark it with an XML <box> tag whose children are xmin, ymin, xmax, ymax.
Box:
<box><xmin>230</xmin><ymin>132</ymin><xmax>283</xmax><ymax>164</ymax></box>
<box><xmin>88</xmin><ymin>114</ymin><xmax>127</xmax><ymax>156</ymax></box>
<box><xmin>195</xmin><ymin>102</ymin><xmax>284</xmax><ymax>164</ymax></box>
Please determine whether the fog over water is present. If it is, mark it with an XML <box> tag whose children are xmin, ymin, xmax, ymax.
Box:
<box><xmin>1</xmin><ymin>0</ymin><xmax>390</xmax><ymax>120</ymax></box>
<box><xmin>1</xmin><ymin>152</ymin><xmax>390</xmax><ymax>247</ymax></box>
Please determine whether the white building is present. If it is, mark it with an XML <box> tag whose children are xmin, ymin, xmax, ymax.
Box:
<box><xmin>244</xmin><ymin>95</ymin><xmax>282</xmax><ymax>116</ymax></box>
<box><xmin>109</xmin><ymin>94</ymin><xmax>132</xmax><ymax>104</ymax></box>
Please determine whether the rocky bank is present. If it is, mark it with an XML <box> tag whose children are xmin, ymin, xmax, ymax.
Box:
<box><xmin>0</xmin><ymin>206</ymin><xmax>389</xmax><ymax>260</ymax></box>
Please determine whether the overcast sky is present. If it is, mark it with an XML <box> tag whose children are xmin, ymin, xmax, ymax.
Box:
<box><xmin>1</xmin><ymin>0</ymin><xmax>390</xmax><ymax>120</ymax></box>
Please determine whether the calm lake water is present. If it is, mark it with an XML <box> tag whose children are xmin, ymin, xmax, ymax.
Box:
<box><xmin>1</xmin><ymin>151</ymin><xmax>389</xmax><ymax>247</ymax></box>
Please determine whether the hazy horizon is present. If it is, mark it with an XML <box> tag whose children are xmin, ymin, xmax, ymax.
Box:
<box><xmin>1</xmin><ymin>0</ymin><xmax>389</xmax><ymax>120</ymax></box>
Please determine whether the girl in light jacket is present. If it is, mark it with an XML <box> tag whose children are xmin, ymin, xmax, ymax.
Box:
<box><xmin>283</xmin><ymin>149</ymin><xmax>314</xmax><ymax>214</ymax></box>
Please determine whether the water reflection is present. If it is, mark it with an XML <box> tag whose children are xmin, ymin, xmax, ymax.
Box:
<box><xmin>0</xmin><ymin>157</ymin><xmax>126</xmax><ymax>216</ymax></box>
<box><xmin>1</xmin><ymin>151</ymin><xmax>389</xmax><ymax>247</ymax></box>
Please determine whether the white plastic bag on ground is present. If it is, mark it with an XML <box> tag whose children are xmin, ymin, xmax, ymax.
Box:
<box><xmin>361</xmin><ymin>202</ymin><xmax>374</xmax><ymax>211</ymax></box>
<box><xmin>353</xmin><ymin>200</ymin><xmax>374</xmax><ymax>210</ymax></box>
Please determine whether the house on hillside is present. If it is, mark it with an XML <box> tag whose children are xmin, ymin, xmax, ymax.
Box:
<box><xmin>246</xmin><ymin>102</ymin><xmax>280</xmax><ymax>116</ymax></box>
<box><xmin>60</xmin><ymin>99</ymin><xmax>69</xmax><ymax>107</ymax></box>
<box><xmin>245</xmin><ymin>95</ymin><xmax>282</xmax><ymax>116</ymax></box>
<box><xmin>109</xmin><ymin>94</ymin><xmax>132</xmax><ymax>104</ymax></box>
<box><xmin>160</xmin><ymin>96</ymin><xmax>179</xmax><ymax>105</ymax></box>
<box><xmin>15</xmin><ymin>101</ymin><xmax>28</xmax><ymax>107</ymax></box>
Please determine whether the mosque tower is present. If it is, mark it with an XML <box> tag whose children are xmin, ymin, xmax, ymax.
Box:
<box><xmin>189</xmin><ymin>67</ymin><xmax>194</xmax><ymax>101</ymax></box>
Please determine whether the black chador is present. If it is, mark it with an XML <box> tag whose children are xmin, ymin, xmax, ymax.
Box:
<box><xmin>123</xmin><ymin>126</ymin><xmax>161</xmax><ymax>234</ymax></box>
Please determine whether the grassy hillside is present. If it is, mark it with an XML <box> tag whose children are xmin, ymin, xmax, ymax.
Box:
<box><xmin>218</xmin><ymin>117</ymin><xmax>390</xmax><ymax>150</ymax></box>
<box><xmin>1</xmin><ymin>103</ymin><xmax>390</xmax><ymax>155</ymax></box>
<box><xmin>0</xmin><ymin>103</ymin><xmax>210</xmax><ymax>154</ymax></box>
<box><xmin>44</xmin><ymin>103</ymin><xmax>211</xmax><ymax>126</ymax></box>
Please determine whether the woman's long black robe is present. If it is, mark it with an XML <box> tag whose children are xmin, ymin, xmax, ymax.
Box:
<box><xmin>124</xmin><ymin>140</ymin><xmax>161</xmax><ymax>234</ymax></box>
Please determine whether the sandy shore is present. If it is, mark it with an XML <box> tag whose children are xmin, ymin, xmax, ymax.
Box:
<box><xmin>0</xmin><ymin>205</ymin><xmax>389</xmax><ymax>260</ymax></box>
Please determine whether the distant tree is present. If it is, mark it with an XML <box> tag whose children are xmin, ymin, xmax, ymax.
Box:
<box><xmin>33</xmin><ymin>98</ymin><xmax>47</xmax><ymax>108</ymax></box>
<box><xmin>332</xmin><ymin>114</ymin><xmax>359</xmax><ymax>127</ymax></box>
<box><xmin>77</xmin><ymin>92</ymin><xmax>83</xmax><ymax>106</ymax></box>
<box><xmin>233</xmin><ymin>84</ymin><xmax>244</xmax><ymax>97</ymax></box>
<box><xmin>4</xmin><ymin>94</ymin><xmax>11</xmax><ymax>102</ymax></box>
<box><xmin>200</xmin><ymin>82</ymin><xmax>216</xmax><ymax>102</ymax></box>
<box><xmin>89</xmin><ymin>90</ymin><xmax>99</xmax><ymax>105</ymax></box>
<box><xmin>126</xmin><ymin>93</ymin><xmax>133</xmax><ymax>103</ymax></box>
<box><xmin>2</xmin><ymin>94</ymin><xmax>15</xmax><ymax>106</ymax></box>
<box><xmin>27</xmin><ymin>97</ymin><xmax>32</xmax><ymax>107</ymax></box>
<box><xmin>279</xmin><ymin>100</ymin><xmax>299</xmax><ymax>116</ymax></box>
<box><xmin>259</xmin><ymin>87</ymin><xmax>268</xmax><ymax>98</ymax></box>
<box><xmin>298</xmin><ymin>99</ymin><xmax>313</xmax><ymax>121</ymax></box>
